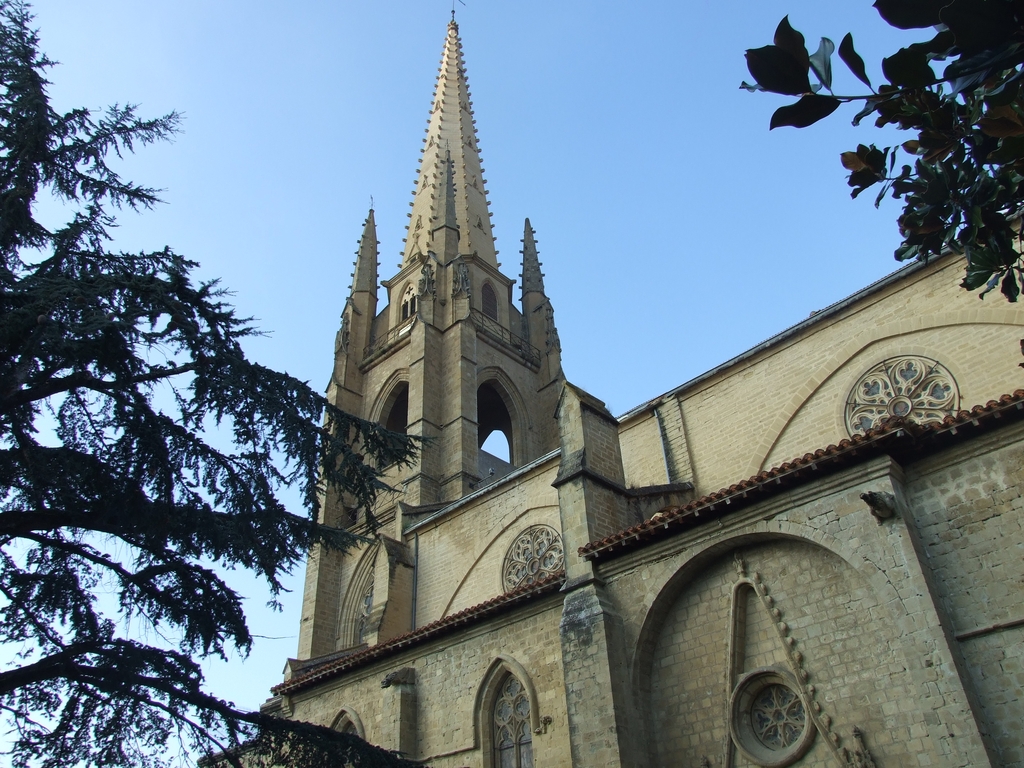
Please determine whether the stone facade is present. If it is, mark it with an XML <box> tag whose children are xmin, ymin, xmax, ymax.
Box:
<box><xmin>266</xmin><ymin>19</ymin><xmax>1024</xmax><ymax>768</ymax></box>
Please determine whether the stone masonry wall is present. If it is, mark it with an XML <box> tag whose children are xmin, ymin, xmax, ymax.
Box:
<box><xmin>598</xmin><ymin>454</ymin><xmax>995</xmax><ymax>768</ymax></box>
<box><xmin>905</xmin><ymin>424</ymin><xmax>1024</xmax><ymax>767</ymax></box>
<box><xmin>620</xmin><ymin>258</ymin><xmax>1024</xmax><ymax>498</ymax></box>
<box><xmin>410</xmin><ymin>459</ymin><xmax>560</xmax><ymax>625</ymax></box>
<box><xmin>286</xmin><ymin>596</ymin><xmax>570</xmax><ymax>767</ymax></box>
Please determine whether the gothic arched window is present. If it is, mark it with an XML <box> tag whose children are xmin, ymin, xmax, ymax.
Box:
<box><xmin>482</xmin><ymin>281</ymin><xmax>498</xmax><ymax>321</ymax></box>
<box><xmin>401</xmin><ymin>285</ymin><xmax>417</xmax><ymax>321</ymax></box>
<box><xmin>493</xmin><ymin>673</ymin><xmax>533</xmax><ymax>768</ymax></box>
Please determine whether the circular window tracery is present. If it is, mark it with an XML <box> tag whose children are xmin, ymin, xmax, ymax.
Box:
<box><xmin>845</xmin><ymin>356</ymin><xmax>959</xmax><ymax>435</ymax></box>
<box><xmin>502</xmin><ymin>525</ymin><xmax>563</xmax><ymax>592</ymax></box>
<box><xmin>752</xmin><ymin>684</ymin><xmax>805</xmax><ymax>749</ymax></box>
<box><xmin>730</xmin><ymin>668</ymin><xmax>814</xmax><ymax>768</ymax></box>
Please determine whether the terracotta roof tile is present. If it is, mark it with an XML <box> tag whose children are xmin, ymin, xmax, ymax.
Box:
<box><xmin>579</xmin><ymin>390</ymin><xmax>1024</xmax><ymax>561</ymax></box>
<box><xmin>273</xmin><ymin>570</ymin><xmax>565</xmax><ymax>696</ymax></box>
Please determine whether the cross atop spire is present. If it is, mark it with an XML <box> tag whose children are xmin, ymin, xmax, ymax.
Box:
<box><xmin>402</xmin><ymin>19</ymin><xmax>496</xmax><ymax>266</ymax></box>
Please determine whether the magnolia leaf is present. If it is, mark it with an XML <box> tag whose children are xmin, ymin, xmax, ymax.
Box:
<box><xmin>774</xmin><ymin>16</ymin><xmax>810</xmax><ymax>69</ymax></box>
<box><xmin>940</xmin><ymin>0</ymin><xmax>1019</xmax><ymax>54</ymax></box>
<box><xmin>873</xmin><ymin>0</ymin><xmax>945</xmax><ymax>30</ymax></box>
<box><xmin>979</xmin><ymin>116</ymin><xmax>1024</xmax><ymax>138</ymax></box>
<box><xmin>882</xmin><ymin>46</ymin><xmax>936</xmax><ymax>88</ymax></box>
<box><xmin>987</xmin><ymin>135</ymin><xmax>1024</xmax><ymax>163</ymax></box>
<box><xmin>739</xmin><ymin>80</ymin><xmax>765</xmax><ymax>92</ymax></box>
<box><xmin>852</xmin><ymin>98</ymin><xmax>879</xmax><ymax>126</ymax></box>
<box><xmin>770</xmin><ymin>94</ymin><xmax>841</xmax><ymax>129</ymax></box>
<box><xmin>985</xmin><ymin>74</ymin><xmax>1023</xmax><ymax>107</ymax></box>
<box><xmin>839</xmin><ymin>33</ymin><xmax>872</xmax><ymax>89</ymax></box>
<box><xmin>1002</xmin><ymin>270</ymin><xmax>1020</xmax><ymax>302</ymax></box>
<box><xmin>746</xmin><ymin>45</ymin><xmax>812</xmax><ymax>95</ymax></box>
<box><xmin>841</xmin><ymin>151</ymin><xmax>867</xmax><ymax>171</ymax></box>
<box><xmin>809</xmin><ymin>37</ymin><xmax>835</xmax><ymax>90</ymax></box>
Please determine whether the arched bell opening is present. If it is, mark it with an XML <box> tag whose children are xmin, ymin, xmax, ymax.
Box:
<box><xmin>382</xmin><ymin>382</ymin><xmax>410</xmax><ymax>435</ymax></box>
<box><xmin>478</xmin><ymin>381</ymin><xmax>515</xmax><ymax>477</ymax></box>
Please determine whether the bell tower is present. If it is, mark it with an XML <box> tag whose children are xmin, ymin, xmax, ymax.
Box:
<box><xmin>326</xmin><ymin>18</ymin><xmax>564</xmax><ymax>513</ymax></box>
<box><xmin>298</xmin><ymin>18</ymin><xmax>564</xmax><ymax>659</ymax></box>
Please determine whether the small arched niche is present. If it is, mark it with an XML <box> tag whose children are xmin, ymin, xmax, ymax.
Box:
<box><xmin>330</xmin><ymin>707</ymin><xmax>366</xmax><ymax>739</ymax></box>
<box><xmin>381</xmin><ymin>382</ymin><xmax>409</xmax><ymax>435</ymax></box>
<box><xmin>478</xmin><ymin>381</ymin><xmax>514</xmax><ymax>474</ymax></box>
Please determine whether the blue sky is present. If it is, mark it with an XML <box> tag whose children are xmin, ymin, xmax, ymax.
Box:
<box><xmin>32</xmin><ymin>0</ymin><xmax>923</xmax><ymax>717</ymax></box>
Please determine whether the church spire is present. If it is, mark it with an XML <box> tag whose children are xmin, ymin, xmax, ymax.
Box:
<box><xmin>352</xmin><ymin>208</ymin><xmax>378</xmax><ymax>294</ymax></box>
<box><xmin>403</xmin><ymin>19</ymin><xmax>496</xmax><ymax>266</ymax></box>
<box><xmin>520</xmin><ymin>218</ymin><xmax>545</xmax><ymax>297</ymax></box>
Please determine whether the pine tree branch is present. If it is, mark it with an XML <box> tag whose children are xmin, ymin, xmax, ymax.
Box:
<box><xmin>0</xmin><ymin>362</ymin><xmax>197</xmax><ymax>412</ymax></box>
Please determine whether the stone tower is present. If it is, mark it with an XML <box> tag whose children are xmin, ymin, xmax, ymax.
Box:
<box><xmin>298</xmin><ymin>19</ymin><xmax>564</xmax><ymax>659</ymax></box>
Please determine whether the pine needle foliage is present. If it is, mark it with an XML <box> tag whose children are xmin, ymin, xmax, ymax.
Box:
<box><xmin>0</xmin><ymin>2</ymin><xmax>416</xmax><ymax>766</ymax></box>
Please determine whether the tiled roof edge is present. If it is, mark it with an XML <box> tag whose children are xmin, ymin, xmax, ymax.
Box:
<box><xmin>273</xmin><ymin>571</ymin><xmax>566</xmax><ymax>696</ymax></box>
<box><xmin>583</xmin><ymin>390</ymin><xmax>1024</xmax><ymax>560</ymax></box>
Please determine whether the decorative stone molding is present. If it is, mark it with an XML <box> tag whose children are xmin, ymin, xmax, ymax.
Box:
<box><xmin>731</xmin><ymin>555</ymin><xmax>855</xmax><ymax>765</ymax></box>
<box><xmin>452</xmin><ymin>257</ymin><xmax>471</xmax><ymax>297</ymax></box>
<box><xmin>843</xmin><ymin>726</ymin><xmax>877</xmax><ymax>767</ymax></box>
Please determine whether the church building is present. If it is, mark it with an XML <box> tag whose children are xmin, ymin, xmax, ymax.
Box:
<box><xmin>263</xmin><ymin>18</ymin><xmax>1024</xmax><ymax>768</ymax></box>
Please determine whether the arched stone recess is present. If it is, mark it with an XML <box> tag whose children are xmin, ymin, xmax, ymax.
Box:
<box><xmin>330</xmin><ymin>707</ymin><xmax>366</xmax><ymax>739</ymax></box>
<box><xmin>370</xmin><ymin>369</ymin><xmax>411</xmax><ymax>424</ymax></box>
<box><xmin>474</xmin><ymin>655</ymin><xmax>542</xmax><ymax>764</ymax></box>
<box><xmin>440</xmin><ymin>505</ymin><xmax>560</xmax><ymax>618</ymax></box>
<box><xmin>628</xmin><ymin>525</ymin><xmax>913</xmax><ymax>767</ymax></box>
<box><xmin>337</xmin><ymin>542</ymin><xmax>380</xmax><ymax>650</ymax></box>
<box><xmin>477</xmin><ymin>367</ymin><xmax>530</xmax><ymax>466</ymax></box>
<box><xmin>748</xmin><ymin>312</ymin><xmax>1024</xmax><ymax>477</ymax></box>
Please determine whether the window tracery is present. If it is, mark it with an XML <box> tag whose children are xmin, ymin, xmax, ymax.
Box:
<box><xmin>401</xmin><ymin>285</ymin><xmax>417</xmax><ymax>320</ymax></box>
<box><xmin>730</xmin><ymin>668</ymin><xmax>814</xmax><ymax>768</ymax></box>
<box><xmin>493</xmin><ymin>673</ymin><xmax>533</xmax><ymax>768</ymax></box>
<box><xmin>845</xmin><ymin>355</ymin><xmax>958</xmax><ymax>435</ymax></box>
<box><xmin>502</xmin><ymin>525</ymin><xmax>563</xmax><ymax>592</ymax></box>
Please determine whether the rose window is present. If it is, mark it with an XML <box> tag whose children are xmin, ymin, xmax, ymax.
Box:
<box><xmin>502</xmin><ymin>525</ymin><xmax>563</xmax><ymax>592</ymax></box>
<box><xmin>752</xmin><ymin>684</ymin><xmax>805</xmax><ymax>749</ymax></box>
<box><xmin>845</xmin><ymin>356</ymin><xmax>958</xmax><ymax>435</ymax></box>
<box><xmin>730</xmin><ymin>668</ymin><xmax>815</xmax><ymax>767</ymax></box>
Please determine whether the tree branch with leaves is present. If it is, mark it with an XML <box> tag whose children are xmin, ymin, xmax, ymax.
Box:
<box><xmin>0</xmin><ymin>1</ymin><xmax>418</xmax><ymax>766</ymax></box>
<box><xmin>743</xmin><ymin>0</ymin><xmax>1024</xmax><ymax>301</ymax></box>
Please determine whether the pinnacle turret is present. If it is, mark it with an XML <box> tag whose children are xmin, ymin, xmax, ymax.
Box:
<box><xmin>520</xmin><ymin>218</ymin><xmax>545</xmax><ymax>297</ymax></box>
<box><xmin>352</xmin><ymin>208</ymin><xmax>379</xmax><ymax>294</ymax></box>
<box><xmin>403</xmin><ymin>19</ymin><xmax>495</xmax><ymax>266</ymax></box>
